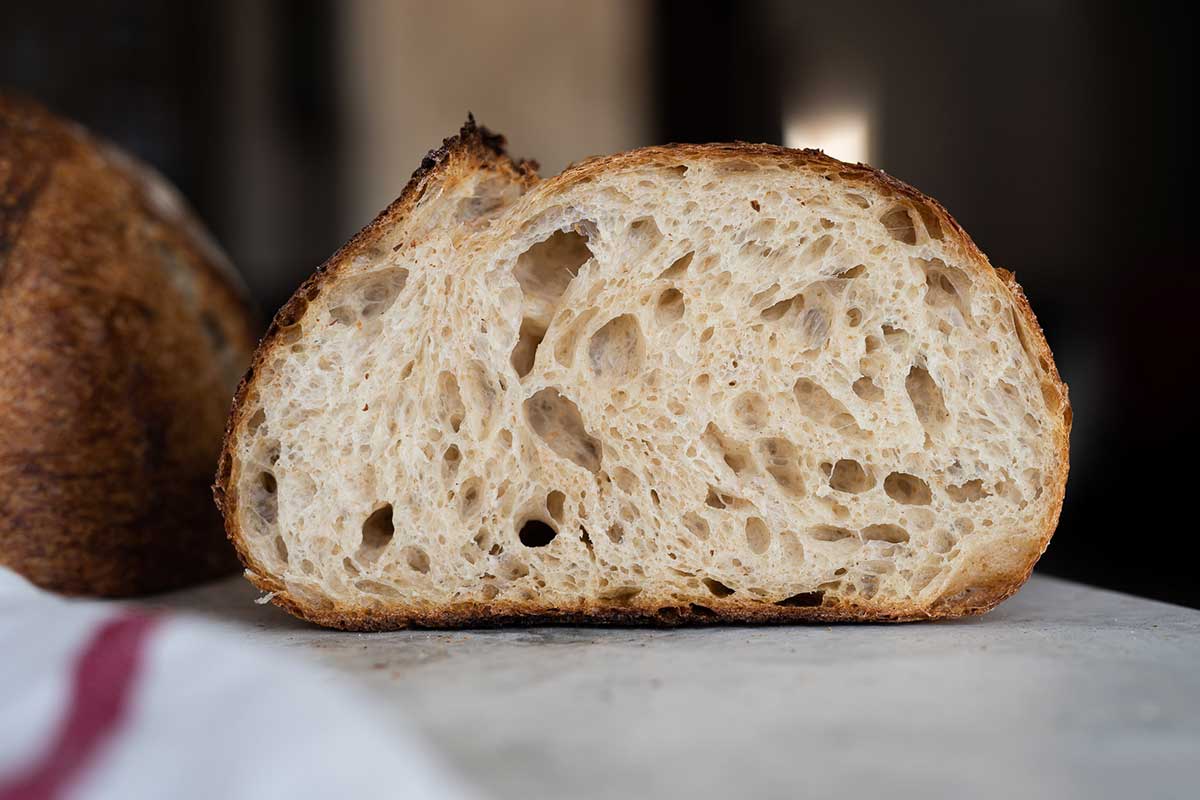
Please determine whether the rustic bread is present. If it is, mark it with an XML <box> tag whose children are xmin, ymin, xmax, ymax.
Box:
<box><xmin>0</xmin><ymin>95</ymin><xmax>258</xmax><ymax>596</ymax></box>
<box><xmin>216</xmin><ymin>119</ymin><xmax>1070</xmax><ymax>629</ymax></box>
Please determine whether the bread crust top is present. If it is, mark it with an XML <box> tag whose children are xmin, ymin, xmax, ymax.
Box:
<box><xmin>0</xmin><ymin>94</ymin><xmax>259</xmax><ymax>595</ymax></box>
<box><xmin>216</xmin><ymin>120</ymin><xmax>1070</xmax><ymax>629</ymax></box>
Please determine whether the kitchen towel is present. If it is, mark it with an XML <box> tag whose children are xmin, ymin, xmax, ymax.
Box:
<box><xmin>0</xmin><ymin>568</ymin><xmax>481</xmax><ymax>800</ymax></box>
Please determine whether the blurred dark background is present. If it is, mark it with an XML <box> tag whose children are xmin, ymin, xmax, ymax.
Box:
<box><xmin>2</xmin><ymin>1</ymin><xmax>1194</xmax><ymax>607</ymax></box>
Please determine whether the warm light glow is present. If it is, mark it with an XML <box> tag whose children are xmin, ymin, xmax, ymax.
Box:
<box><xmin>784</xmin><ymin>108</ymin><xmax>873</xmax><ymax>165</ymax></box>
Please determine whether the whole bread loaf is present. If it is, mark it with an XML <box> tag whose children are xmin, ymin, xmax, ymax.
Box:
<box><xmin>0</xmin><ymin>95</ymin><xmax>258</xmax><ymax>595</ymax></box>
<box><xmin>216</xmin><ymin>119</ymin><xmax>1070</xmax><ymax>628</ymax></box>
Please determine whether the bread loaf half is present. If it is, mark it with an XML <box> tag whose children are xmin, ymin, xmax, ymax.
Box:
<box><xmin>216</xmin><ymin>119</ymin><xmax>1070</xmax><ymax>628</ymax></box>
<box><xmin>0</xmin><ymin>95</ymin><xmax>258</xmax><ymax>595</ymax></box>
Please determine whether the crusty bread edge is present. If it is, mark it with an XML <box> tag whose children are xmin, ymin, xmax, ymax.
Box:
<box><xmin>215</xmin><ymin>127</ymin><xmax>1071</xmax><ymax>629</ymax></box>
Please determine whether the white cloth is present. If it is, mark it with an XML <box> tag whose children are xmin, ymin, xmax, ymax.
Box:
<box><xmin>0</xmin><ymin>568</ymin><xmax>482</xmax><ymax>800</ymax></box>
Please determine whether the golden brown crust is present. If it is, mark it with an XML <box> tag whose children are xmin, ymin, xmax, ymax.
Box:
<box><xmin>0</xmin><ymin>94</ymin><xmax>259</xmax><ymax>596</ymax></box>
<box><xmin>217</xmin><ymin>124</ymin><xmax>1070</xmax><ymax>629</ymax></box>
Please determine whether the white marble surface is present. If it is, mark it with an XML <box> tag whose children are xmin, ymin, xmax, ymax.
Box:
<box><xmin>147</xmin><ymin>576</ymin><xmax>1200</xmax><ymax>800</ymax></box>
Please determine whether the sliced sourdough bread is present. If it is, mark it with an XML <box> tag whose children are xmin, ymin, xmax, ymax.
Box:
<box><xmin>216</xmin><ymin>120</ymin><xmax>1070</xmax><ymax>629</ymax></box>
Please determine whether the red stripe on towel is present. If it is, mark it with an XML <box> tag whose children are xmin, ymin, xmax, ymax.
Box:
<box><xmin>0</xmin><ymin>612</ymin><xmax>161</xmax><ymax>800</ymax></box>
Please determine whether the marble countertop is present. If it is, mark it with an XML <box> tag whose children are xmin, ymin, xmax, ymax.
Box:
<box><xmin>151</xmin><ymin>575</ymin><xmax>1200</xmax><ymax>800</ymax></box>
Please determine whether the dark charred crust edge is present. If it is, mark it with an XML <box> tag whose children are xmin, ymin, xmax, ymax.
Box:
<box><xmin>216</xmin><ymin>126</ymin><xmax>1071</xmax><ymax>631</ymax></box>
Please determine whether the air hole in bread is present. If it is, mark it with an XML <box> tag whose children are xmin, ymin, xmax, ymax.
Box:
<box><xmin>473</xmin><ymin>528</ymin><xmax>492</xmax><ymax>552</ymax></box>
<box><xmin>881</xmin><ymin>324</ymin><xmax>910</xmax><ymax>349</ymax></box>
<box><xmin>845</xmin><ymin>192</ymin><xmax>870</xmax><ymax>208</ymax></box>
<box><xmin>799</xmin><ymin>307</ymin><xmax>831</xmax><ymax>350</ymax></box>
<box><xmin>655</xmin><ymin>288</ymin><xmax>686</xmax><ymax>323</ymax></box>
<box><xmin>326</xmin><ymin>269</ymin><xmax>408</xmax><ymax>326</ymax></box>
<box><xmin>810</xmin><ymin>525</ymin><xmax>855</xmax><ymax>542</ymax></box>
<box><xmin>246</xmin><ymin>407</ymin><xmax>267</xmax><ymax>435</ymax></box>
<box><xmin>745</xmin><ymin>517</ymin><xmax>771</xmax><ymax>554</ymax></box>
<box><xmin>511</xmin><ymin>318</ymin><xmax>545</xmax><ymax>378</ymax></box>
<box><xmin>839</xmin><ymin>264</ymin><xmax>867</xmax><ymax>279</ymax></box>
<box><xmin>459</xmin><ymin>478</ymin><xmax>483</xmax><ymax>519</ymax></box>
<box><xmin>801</xmin><ymin>234</ymin><xmax>834</xmax><ymax>264</ymax></box>
<box><xmin>657</xmin><ymin>251</ymin><xmax>694</xmax><ymax>280</ymax></box>
<box><xmin>905</xmin><ymin>366</ymin><xmax>949</xmax><ymax>435</ymax></box>
<box><xmin>1040</xmin><ymin>379</ymin><xmax>1062</xmax><ymax>414</ymax></box>
<box><xmin>605</xmin><ymin>523</ymin><xmax>624</xmax><ymax>544</ymax></box>
<box><xmin>277</xmin><ymin>324</ymin><xmax>302</xmax><ymax>345</ymax></box>
<box><xmin>829</xmin><ymin>459</ymin><xmax>874</xmax><ymax>493</ymax></box>
<box><xmin>611</xmin><ymin>467</ymin><xmax>639</xmax><ymax>494</ymax></box>
<box><xmin>1023</xmin><ymin>468</ymin><xmax>1044</xmax><ymax>499</ymax></box>
<box><xmin>627</xmin><ymin>217</ymin><xmax>664</xmax><ymax>251</ymax></box>
<box><xmin>930</xmin><ymin>530</ymin><xmax>955</xmax><ymax>554</ymax></box>
<box><xmin>776</xmin><ymin>591</ymin><xmax>823</xmax><ymax>607</ymax></box>
<box><xmin>880</xmin><ymin>206</ymin><xmax>917</xmax><ymax>245</ymax></box>
<box><xmin>273</xmin><ymin>535</ymin><xmax>289</xmax><ymax>562</ymax></box>
<box><xmin>359</xmin><ymin>270</ymin><xmax>408</xmax><ymax>317</ymax></box>
<box><xmin>359</xmin><ymin>504</ymin><xmax>395</xmax><ymax>561</ymax></box>
<box><xmin>404</xmin><ymin>546</ymin><xmax>431</xmax><ymax>573</ymax></box>
<box><xmin>355</xmin><ymin>579</ymin><xmax>400</xmax><ymax>597</ymax></box>
<box><xmin>513</xmin><ymin>230</ymin><xmax>592</xmax><ymax>323</ymax></box>
<box><xmin>716</xmin><ymin>159</ymin><xmax>756</xmax><ymax>174</ymax></box>
<box><xmin>946</xmin><ymin>479</ymin><xmax>989</xmax><ymax>502</ymax></box>
<box><xmin>702</xmin><ymin>577</ymin><xmax>735</xmax><ymax>597</ymax></box>
<box><xmin>750</xmin><ymin>283</ymin><xmax>780</xmax><ymax>308</ymax></box>
<box><xmin>883</xmin><ymin>472</ymin><xmax>932</xmax><ymax>505</ymax></box>
<box><xmin>252</xmin><ymin>471</ymin><xmax>279</xmax><ymax>525</ymax></box>
<box><xmin>761</xmin><ymin>293</ymin><xmax>802</xmax><ymax>321</ymax></box>
<box><xmin>588</xmin><ymin>314</ymin><xmax>645</xmax><ymax>382</ymax></box>
<box><xmin>703</xmin><ymin>423</ymin><xmax>755</xmax><ymax>475</ymax></box>
<box><xmin>911</xmin><ymin>200</ymin><xmax>944</xmax><ymax>240</ymax></box>
<box><xmin>524</xmin><ymin>388</ymin><xmax>602</xmax><ymax>472</ymax></box>
<box><xmin>846</xmin><ymin>307</ymin><xmax>863</xmax><ymax>327</ymax></box>
<box><xmin>437</xmin><ymin>371</ymin><xmax>466</xmax><ymax>432</ymax></box>
<box><xmin>456</xmin><ymin>174</ymin><xmax>524</xmax><ymax>222</ymax></box>
<box><xmin>442</xmin><ymin>445</ymin><xmax>461</xmax><ymax>478</ymax></box>
<box><xmin>732</xmin><ymin>392</ymin><xmax>769</xmax><ymax>429</ymax></box>
<box><xmin>683</xmin><ymin>511</ymin><xmax>710</xmax><ymax>540</ymax></box>
<box><xmin>862</xmin><ymin>524</ymin><xmax>909</xmax><ymax>544</ymax></box>
<box><xmin>919</xmin><ymin>258</ymin><xmax>972</xmax><ymax>325</ymax></box>
<box><xmin>600</xmin><ymin>586</ymin><xmax>642</xmax><ymax>604</ymax></box>
<box><xmin>704</xmin><ymin>486</ymin><xmax>726</xmax><ymax>509</ymax></box>
<box><xmin>547</xmin><ymin>490</ymin><xmax>566</xmax><ymax>523</ymax></box>
<box><xmin>995</xmin><ymin>477</ymin><xmax>1024</xmax><ymax>507</ymax></box>
<box><xmin>756</xmin><ymin>438</ymin><xmax>805</xmax><ymax>497</ymax></box>
<box><xmin>518</xmin><ymin>518</ymin><xmax>558</xmax><ymax>548</ymax></box>
<box><xmin>852</xmin><ymin>377</ymin><xmax>884</xmax><ymax>402</ymax></box>
<box><xmin>794</xmin><ymin>378</ymin><xmax>862</xmax><ymax>435</ymax></box>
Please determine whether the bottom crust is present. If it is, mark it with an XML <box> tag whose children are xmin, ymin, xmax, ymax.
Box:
<box><xmin>246</xmin><ymin>570</ymin><xmax>1028</xmax><ymax>631</ymax></box>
